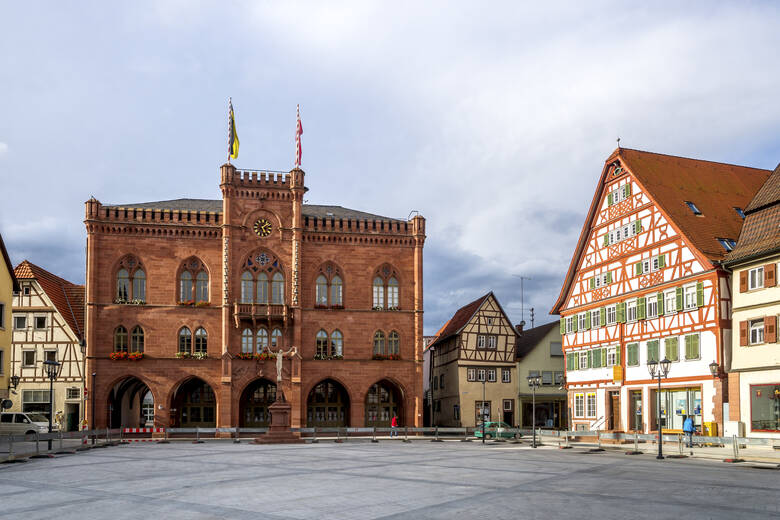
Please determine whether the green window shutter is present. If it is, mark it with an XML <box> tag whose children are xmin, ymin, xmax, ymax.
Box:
<box><xmin>690</xmin><ymin>334</ymin><xmax>700</xmax><ymax>359</ymax></box>
<box><xmin>566</xmin><ymin>353</ymin><xmax>573</xmax><ymax>370</ymax></box>
<box><xmin>586</xmin><ymin>350</ymin><xmax>592</xmax><ymax>368</ymax></box>
<box><xmin>601</xmin><ymin>348</ymin><xmax>607</xmax><ymax>366</ymax></box>
<box><xmin>634</xmin><ymin>220</ymin><xmax>641</xmax><ymax>234</ymax></box>
<box><xmin>657</xmin><ymin>292</ymin><xmax>664</xmax><ymax>315</ymax></box>
<box><xmin>648</xmin><ymin>340</ymin><xmax>659</xmax><ymax>362</ymax></box>
<box><xmin>600</xmin><ymin>307</ymin><xmax>606</xmax><ymax>325</ymax></box>
<box><xmin>625</xmin><ymin>183</ymin><xmax>632</xmax><ymax>197</ymax></box>
<box><xmin>615</xmin><ymin>347</ymin><xmax>621</xmax><ymax>364</ymax></box>
<box><xmin>592</xmin><ymin>349</ymin><xmax>600</xmax><ymax>368</ymax></box>
<box><xmin>607</xmin><ymin>192</ymin><xmax>614</xmax><ymax>206</ymax></box>
<box><xmin>628</xmin><ymin>343</ymin><xmax>638</xmax><ymax>366</ymax></box>
<box><xmin>637</xmin><ymin>297</ymin><xmax>646</xmax><ymax>320</ymax></box>
<box><xmin>696</xmin><ymin>281</ymin><xmax>704</xmax><ymax>308</ymax></box>
<box><xmin>603</xmin><ymin>234</ymin><xmax>609</xmax><ymax>247</ymax></box>
<box><xmin>684</xmin><ymin>335</ymin><xmax>692</xmax><ymax>359</ymax></box>
<box><xmin>560</xmin><ymin>317</ymin><xmax>566</xmax><ymax>335</ymax></box>
<box><xmin>590</xmin><ymin>277</ymin><xmax>595</xmax><ymax>290</ymax></box>
<box><xmin>658</xmin><ymin>255</ymin><xmax>666</xmax><ymax>268</ymax></box>
<box><xmin>606</xmin><ymin>272</ymin><xmax>613</xmax><ymax>284</ymax></box>
<box><xmin>665</xmin><ymin>338</ymin><xmax>678</xmax><ymax>361</ymax></box>
<box><xmin>636</xmin><ymin>262</ymin><xmax>643</xmax><ymax>275</ymax></box>
<box><xmin>572</xmin><ymin>317</ymin><xmax>578</xmax><ymax>332</ymax></box>
<box><xmin>617</xmin><ymin>302</ymin><xmax>626</xmax><ymax>323</ymax></box>
<box><xmin>676</xmin><ymin>287</ymin><xmax>683</xmax><ymax>311</ymax></box>
<box><xmin>585</xmin><ymin>312</ymin><xmax>591</xmax><ymax>330</ymax></box>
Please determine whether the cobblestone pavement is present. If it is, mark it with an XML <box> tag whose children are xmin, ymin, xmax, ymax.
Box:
<box><xmin>0</xmin><ymin>441</ymin><xmax>778</xmax><ymax>519</ymax></box>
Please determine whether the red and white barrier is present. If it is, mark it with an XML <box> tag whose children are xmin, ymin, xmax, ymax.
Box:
<box><xmin>123</xmin><ymin>428</ymin><xmax>165</xmax><ymax>433</ymax></box>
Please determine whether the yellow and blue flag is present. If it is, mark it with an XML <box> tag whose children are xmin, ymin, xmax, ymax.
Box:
<box><xmin>228</xmin><ymin>98</ymin><xmax>239</xmax><ymax>160</ymax></box>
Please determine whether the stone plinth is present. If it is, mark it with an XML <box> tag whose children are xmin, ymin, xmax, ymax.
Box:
<box><xmin>253</xmin><ymin>400</ymin><xmax>304</xmax><ymax>444</ymax></box>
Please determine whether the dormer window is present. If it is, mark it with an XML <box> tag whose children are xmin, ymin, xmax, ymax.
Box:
<box><xmin>734</xmin><ymin>207</ymin><xmax>745</xmax><ymax>219</ymax></box>
<box><xmin>685</xmin><ymin>201</ymin><xmax>702</xmax><ymax>215</ymax></box>
<box><xmin>717</xmin><ymin>238</ymin><xmax>736</xmax><ymax>252</ymax></box>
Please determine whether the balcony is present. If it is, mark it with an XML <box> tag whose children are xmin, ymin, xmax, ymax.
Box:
<box><xmin>233</xmin><ymin>301</ymin><xmax>290</xmax><ymax>328</ymax></box>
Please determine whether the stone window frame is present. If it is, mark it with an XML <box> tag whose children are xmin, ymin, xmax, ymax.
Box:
<box><xmin>372</xmin><ymin>263</ymin><xmax>400</xmax><ymax>311</ymax></box>
<box><xmin>314</xmin><ymin>262</ymin><xmax>345</xmax><ymax>308</ymax></box>
<box><xmin>113</xmin><ymin>326</ymin><xmax>128</xmax><ymax>352</ymax></box>
<box><xmin>240</xmin><ymin>249</ymin><xmax>286</xmax><ymax>305</ymax></box>
<box><xmin>177</xmin><ymin>256</ymin><xmax>209</xmax><ymax>304</ymax></box>
<box><xmin>115</xmin><ymin>254</ymin><xmax>146</xmax><ymax>303</ymax></box>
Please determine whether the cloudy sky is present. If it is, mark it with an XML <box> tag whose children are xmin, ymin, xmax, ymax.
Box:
<box><xmin>1</xmin><ymin>1</ymin><xmax>778</xmax><ymax>334</ymax></box>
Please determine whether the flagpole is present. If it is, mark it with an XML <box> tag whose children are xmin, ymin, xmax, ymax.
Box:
<box><xmin>227</xmin><ymin>97</ymin><xmax>232</xmax><ymax>165</ymax></box>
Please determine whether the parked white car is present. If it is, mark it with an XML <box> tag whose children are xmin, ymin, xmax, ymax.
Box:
<box><xmin>0</xmin><ymin>412</ymin><xmax>60</xmax><ymax>435</ymax></box>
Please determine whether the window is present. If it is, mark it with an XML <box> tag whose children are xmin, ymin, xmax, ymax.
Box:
<box><xmin>130</xmin><ymin>326</ymin><xmax>144</xmax><ymax>353</ymax></box>
<box><xmin>257</xmin><ymin>273</ymin><xmax>269</xmax><ymax>303</ymax></box>
<box><xmin>528</xmin><ymin>370</ymin><xmax>540</xmax><ymax>380</ymax></box>
<box><xmin>503</xmin><ymin>399</ymin><xmax>513</xmax><ymax>412</ymax></box>
<box><xmin>241</xmin><ymin>329</ymin><xmax>253</xmax><ymax>353</ymax></box>
<box><xmin>647</xmin><ymin>339</ymin><xmax>659</xmax><ymax>363</ymax></box>
<box><xmin>606</xmin><ymin>305</ymin><xmax>616</xmax><ymax>325</ymax></box>
<box><xmin>554</xmin><ymin>372</ymin><xmax>564</xmax><ymax>386</ymax></box>
<box><xmin>591</xmin><ymin>272</ymin><xmax>611</xmax><ymax>289</ymax></box>
<box><xmin>387</xmin><ymin>277</ymin><xmax>399</xmax><ymax>309</ymax></box>
<box><xmin>550</xmin><ymin>341</ymin><xmax>563</xmax><ymax>356</ymax></box>
<box><xmin>331</xmin><ymin>330</ymin><xmax>343</xmax><ymax>356</ymax></box>
<box><xmin>66</xmin><ymin>387</ymin><xmax>80</xmax><ymax>400</ymax></box>
<box><xmin>373</xmin><ymin>330</ymin><xmax>386</xmax><ymax>355</ymax></box>
<box><xmin>42</xmin><ymin>349</ymin><xmax>56</xmax><ymax>363</ymax></box>
<box><xmin>664</xmin><ymin>290</ymin><xmax>676</xmax><ymax>314</ymax></box>
<box><xmin>626</xmin><ymin>300</ymin><xmax>637</xmax><ymax>322</ymax></box>
<box><xmin>271</xmin><ymin>272</ymin><xmax>285</xmax><ymax>304</ymax></box>
<box><xmin>608</xmin><ymin>184</ymin><xmax>629</xmax><ymax>205</ymax></box>
<box><xmin>453</xmin><ymin>404</ymin><xmax>460</xmax><ymax>421</ymax></box>
<box><xmin>115</xmin><ymin>255</ymin><xmax>146</xmax><ymax>302</ymax></box>
<box><xmin>179</xmin><ymin>271</ymin><xmax>193</xmax><ymax>302</ymax></box>
<box><xmin>477</xmin><ymin>369</ymin><xmax>486</xmax><ymax>382</ymax></box>
<box><xmin>542</xmin><ymin>371</ymin><xmax>553</xmax><ymax>385</ymax></box>
<box><xmin>749</xmin><ymin>384</ymin><xmax>780</xmax><ymax>432</ymax></box>
<box><xmin>734</xmin><ymin>207</ymin><xmax>746</xmax><ymax>219</ymax></box>
<box><xmin>271</xmin><ymin>329</ymin><xmax>282</xmax><ymax>348</ymax></box>
<box><xmin>590</xmin><ymin>310</ymin><xmax>601</xmax><ymax>328</ymax></box>
<box><xmin>23</xmin><ymin>286</ymin><xmax>31</xmax><ymax>295</ymax></box>
<box><xmin>665</xmin><ymin>337</ymin><xmax>679</xmax><ymax>361</ymax></box>
<box><xmin>605</xmin><ymin>220</ymin><xmax>642</xmax><ymax>246</ymax></box>
<box><xmin>196</xmin><ymin>271</ymin><xmax>208</xmax><ymax>303</ymax></box>
<box><xmin>372</xmin><ymin>277</ymin><xmax>384</xmax><ymax>309</ymax></box>
<box><xmin>684</xmin><ymin>285</ymin><xmax>697</xmax><ymax>310</ymax></box>
<box><xmin>316</xmin><ymin>330</ymin><xmax>329</xmax><ymax>357</ymax></box>
<box><xmin>647</xmin><ymin>296</ymin><xmax>658</xmax><ymax>319</ymax></box>
<box><xmin>432</xmin><ymin>377</ymin><xmax>437</xmax><ymax>390</ymax></box>
<box><xmin>35</xmin><ymin>316</ymin><xmax>46</xmax><ymax>329</ymax></box>
<box><xmin>179</xmin><ymin>327</ymin><xmax>192</xmax><ymax>354</ymax></box>
<box><xmin>331</xmin><ymin>276</ymin><xmax>343</xmax><ymax>306</ymax></box>
<box><xmin>717</xmin><ymin>238</ymin><xmax>736</xmax><ymax>252</ymax></box>
<box><xmin>578</xmin><ymin>313</ymin><xmax>587</xmax><ymax>331</ymax></box>
<box><xmin>14</xmin><ymin>316</ymin><xmax>26</xmax><ymax>329</ymax></box>
<box><xmin>627</xmin><ymin>343</ymin><xmax>639</xmax><ymax>366</ymax></box>
<box><xmin>486</xmin><ymin>336</ymin><xmax>497</xmax><ymax>349</ymax></box>
<box><xmin>574</xmin><ymin>394</ymin><xmax>584</xmax><ymax>417</ymax></box>
<box><xmin>256</xmin><ymin>329</ymin><xmax>268</xmax><ymax>353</ymax></box>
<box><xmin>487</xmin><ymin>317</ymin><xmax>493</xmax><ymax>326</ymax></box>
<box><xmin>685</xmin><ymin>201</ymin><xmax>702</xmax><ymax>215</ymax></box>
<box><xmin>114</xmin><ymin>326</ymin><xmax>128</xmax><ymax>352</ymax></box>
<box><xmin>586</xmin><ymin>393</ymin><xmax>597</xmax><ymax>418</ymax></box>
<box><xmin>467</xmin><ymin>368</ymin><xmax>476</xmax><ymax>382</ymax></box>
<box><xmin>439</xmin><ymin>374</ymin><xmax>445</xmax><ymax>389</ymax></box>
<box><xmin>477</xmin><ymin>335</ymin><xmax>486</xmax><ymax>348</ymax></box>
<box><xmin>684</xmin><ymin>333</ymin><xmax>700</xmax><ymax>360</ymax></box>
<box><xmin>502</xmin><ymin>368</ymin><xmax>511</xmax><ymax>383</ymax></box>
<box><xmin>749</xmin><ymin>320</ymin><xmax>764</xmax><ymax>345</ymax></box>
<box><xmin>23</xmin><ymin>389</ymin><xmax>52</xmax><ymax>418</ymax></box>
<box><xmin>606</xmin><ymin>347</ymin><xmax>617</xmax><ymax>367</ymax></box>
<box><xmin>487</xmin><ymin>369</ymin><xmax>496</xmax><ymax>382</ymax></box>
<box><xmin>241</xmin><ymin>271</ymin><xmax>254</xmax><ymax>303</ymax></box>
<box><xmin>579</xmin><ymin>352</ymin><xmax>588</xmax><ymax>370</ymax></box>
<box><xmin>316</xmin><ymin>275</ymin><xmax>328</xmax><ymax>305</ymax></box>
<box><xmin>194</xmin><ymin>328</ymin><xmax>207</xmax><ymax>354</ymax></box>
<box><xmin>388</xmin><ymin>331</ymin><xmax>400</xmax><ymax>355</ymax></box>
<box><xmin>749</xmin><ymin>267</ymin><xmax>764</xmax><ymax>290</ymax></box>
<box><xmin>23</xmin><ymin>350</ymin><xmax>35</xmax><ymax>367</ymax></box>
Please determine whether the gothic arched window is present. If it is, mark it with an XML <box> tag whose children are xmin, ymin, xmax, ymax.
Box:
<box><xmin>331</xmin><ymin>330</ymin><xmax>343</xmax><ymax>357</ymax></box>
<box><xmin>178</xmin><ymin>327</ymin><xmax>192</xmax><ymax>354</ymax></box>
<box><xmin>316</xmin><ymin>330</ymin><xmax>329</xmax><ymax>357</ymax></box>
<box><xmin>241</xmin><ymin>271</ymin><xmax>254</xmax><ymax>303</ymax></box>
<box><xmin>241</xmin><ymin>328</ymin><xmax>253</xmax><ymax>353</ymax></box>
<box><xmin>131</xmin><ymin>326</ymin><xmax>145</xmax><ymax>353</ymax></box>
<box><xmin>373</xmin><ymin>330</ymin><xmax>386</xmax><ymax>355</ymax></box>
<box><xmin>315</xmin><ymin>275</ymin><xmax>328</xmax><ymax>306</ymax></box>
<box><xmin>372</xmin><ymin>277</ymin><xmax>385</xmax><ymax>309</ymax></box>
<box><xmin>114</xmin><ymin>326</ymin><xmax>128</xmax><ymax>352</ymax></box>
<box><xmin>241</xmin><ymin>250</ymin><xmax>284</xmax><ymax>305</ymax></box>
<box><xmin>256</xmin><ymin>328</ymin><xmax>269</xmax><ymax>353</ymax></box>
<box><xmin>272</xmin><ymin>272</ymin><xmax>285</xmax><ymax>304</ymax></box>
<box><xmin>331</xmin><ymin>276</ymin><xmax>343</xmax><ymax>306</ymax></box>
<box><xmin>388</xmin><ymin>330</ymin><xmax>399</xmax><ymax>355</ymax></box>
<box><xmin>179</xmin><ymin>258</ymin><xmax>208</xmax><ymax>303</ymax></box>
<box><xmin>116</xmin><ymin>255</ymin><xmax>146</xmax><ymax>303</ymax></box>
<box><xmin>194</xmin><ymin>328</ymin><xmax>207</xmax><ymax>354</ymax></box>
<box><xmin>372</xmin><ymin>264</ymin><xmax>400</xmax><ymax>311</ymax></box>
<box><xmin>179</xmin><ymin>271</ymin><xmax>193</xmax><ymax>303</ymax></box>
<box><xmin>257</xmin><ymin>273</ymin><xmax>269</xmax><ymax>304</ymax></box>
<box><xmin>195</xmin><ymin>271</ymin><xmax>209</xmax><ymax>302</ymax></box>
<box><xmin>271</xmin><ymin>328</ymin><xmax>282</xmax><ymax>349</ymax></box>
<box><xmin>314</xmin><ymin>262</ymin><xmax>345</xmax><ymax>308</ymax></box>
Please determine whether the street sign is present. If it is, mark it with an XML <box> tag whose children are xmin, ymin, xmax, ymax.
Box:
<box><xmin>1</xmin><ymin>399</ymin><xmax>12</xmax><ymax>410</ymax></box>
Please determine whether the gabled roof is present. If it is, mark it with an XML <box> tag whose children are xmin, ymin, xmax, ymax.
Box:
<box><xmin>428</xmin><ymin>292</ymin><xmax>519</xmax><ymax>349</ymax></box>
<box><xmin>14</xmin><ymin>261</ymin><xmax>84</xmax><ymax>340</ymax></box>
<box><xmin>0</xmin><ymin>233</ymin><xmax>20</xmax><ymax>292</ymax></box>
<box><xmin>551</xmin><ymin>148</ymin><xmax>772</xmax><ymax>315</ymax></box>
<box><xmin>515</xmin><ymin>321</ymin><xmax>558</xmax><ymax>360</ymax></box>
<box><xmin>724</xmin><ymin>165</ymin><xmax>780</xmax><ymax>265</ymax></box>
<box><xmin>103</xmin><ymin>199</ymin><xmax>398</xmax><ymax>221</ymax></box>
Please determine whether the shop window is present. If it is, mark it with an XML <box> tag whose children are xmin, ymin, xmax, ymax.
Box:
<box><xmin>750</xmin><ymin>384</ymin><xmax>780</xmax><ymax>432</ymax></box>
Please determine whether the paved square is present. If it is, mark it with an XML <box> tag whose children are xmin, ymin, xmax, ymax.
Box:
<box><xmin>0</xmin><ymin>441</ymin><xmax>778</xmax><ymax>519</ymax></box>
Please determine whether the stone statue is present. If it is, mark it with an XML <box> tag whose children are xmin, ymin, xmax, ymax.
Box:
<box><xmin>269</xmin><ymin>345</ymin><xmax>297</xmax><ymax>383</ymax></box>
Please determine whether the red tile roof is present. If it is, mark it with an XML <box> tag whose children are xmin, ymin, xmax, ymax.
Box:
<box><xmin>13</xmin><ymin>260</ymin><xmax>84</xmax><ymax>339</ymax></box>
<box><xmin>551</xmin><ymin>148</ymin><xmax>772</xmax><ymax>314</ymax></box>
<box><xmin>427</xmin><ymin>293</ymin><xmax>491</xmax><ymax>349</ymax></box>
<box><xmin>725</xmin><ymin>165</ymin><xmax>780</xmax><ymax>264</ymax></box>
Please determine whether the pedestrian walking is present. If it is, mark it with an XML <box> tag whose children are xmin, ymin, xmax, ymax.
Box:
<box><xmin>683</xmin><ymin>415</ymin><xmax>694</xmax><ymax>447</ymax></box>
<box><xmin>390</xmin><ymin>415</ymin><xmax>398</xmax><ymax>438</ymax></box>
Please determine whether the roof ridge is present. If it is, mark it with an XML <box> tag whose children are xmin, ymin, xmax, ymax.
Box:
<box><xmin>618</xmin><ymin>148</ymin><xmax>771</xmax><ymax>172</ymax></box>
<box><xmin>17</xmin><ymin>260</ymin><xmax>78</xmax><ymax>287</ymax></box>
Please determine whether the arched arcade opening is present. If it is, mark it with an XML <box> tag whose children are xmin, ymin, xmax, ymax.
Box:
<box><xmin>170</xmin><ymin>377</ymin><xmax>217</xmax><ymax>428</ymax></box>
<box><xmin>365</xmin><ymin>380</ymin><xmax>403</xmax><ymax>427</ymax></box>
<box><xmin>239</xmin><ymin>378</ymin><xmax>277</xmax><ymax>427</ymax></box>
<box><xmin>307</xmin><ymin>379</ymin><xmax>350</xmax><ymax>428</ymax></box>
<box><xmin>108</xmin><ymin>376</ymin><xmax>154</xmax><ymax>429</ymax></box>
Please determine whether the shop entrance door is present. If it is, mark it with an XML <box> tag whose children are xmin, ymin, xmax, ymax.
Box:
<box><xmin>608</xmin><ymin>392</ymin><xmax>620</xmax><ymax>430</ymax></box>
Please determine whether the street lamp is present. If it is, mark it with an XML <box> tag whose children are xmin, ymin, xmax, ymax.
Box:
<box><xmin>9</xmin><ymin>374</ymin><xmax>20</xmax><ymax>391</ymax></box>
<box><xmin>527</xmin><ymin>375</ymin><xmax>542</xmax><ymax>448</ymax></box>
<box><xmin>429</xmin><ymin>346</ymin><xmax>435</xmax><ymax>428</ymax></box>
<box><xmin>479</xmin><ymin>370</ymin><xmax>486</xmax><ymax>444</ymax></box>
<box><xmin>42</xmin><ymin>359</ymin><xmax>61</xmax><ymax>450</ymax></box>
<box><xmin>647</xmin><ymin>357</ymin><xmax>671</xmax><ymax>460</ymax></box>
<box><xmin>709</xmin><ymin>361</ymin><xmax>720</xmax><ymax>378</ymax></box>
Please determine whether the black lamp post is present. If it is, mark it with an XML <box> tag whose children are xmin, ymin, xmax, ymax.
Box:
<box><xmin>527</xmin><ymin>375</ymin><xmax>542</xmax><ymax>448</ymax></box>
<box><xmin>429</xmin><ymin>346</ymin><xmax>435</xmax><ymax>428</ymax></box>
<box><xmin>479</xmin><ymin>371</ymin><xmax>486</xmax><ymax>444</ymax></box>
<box><xmin>42</xmin><ymin>359</ymin><xmax>61</xmax><ymax>450</ymax></box>
<box><xmin>647</xmin><ymin>357</ymin><xmax>671</xmax><ymax>460</ymax></box>
<box><xmin>9</xmin><ymin>374</ymin><xmax>20</xmax><ymax>391</ymax></box>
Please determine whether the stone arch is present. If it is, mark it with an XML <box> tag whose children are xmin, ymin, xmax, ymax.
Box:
<box><xmin>363</xmin><ymin>378</ymin><xmax>406</xmax><ymax>427</ymax></box>
<box><xmin>238</xmin><ymin>377</ymin><xmax>277</xmax><ymax>427</ymax></box>
<box><xmin>167</xmin><ymin>376</ymin><xmax>219</xmax><ymax>428</ymax></box>
<box><xmin>105</xmin><ymin>374</ymin><xmax>160</xmax><ymax>429</ymax></box>
<box><xmin>306</xmin><ymin>377</ymin><xmax>352</xmax><ymax>428</ymax></box>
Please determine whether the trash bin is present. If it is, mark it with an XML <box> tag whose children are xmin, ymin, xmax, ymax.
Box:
<box><xmin>702</xmin><ymin>422</ymin><xmax>717</xmax><ymax>436</ymax></box>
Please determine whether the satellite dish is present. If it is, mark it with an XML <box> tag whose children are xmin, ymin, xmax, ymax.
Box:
<box><xmin>520</xmin><ymin>320</ymin><xmax>526</xmax><ymax>327</ymax></box>
<box><xmin>1</xmin><ymin>399</ymin><xmax>12</xmax><ymax>410</ymax></box>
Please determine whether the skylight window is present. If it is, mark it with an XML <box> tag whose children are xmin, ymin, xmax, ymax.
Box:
<box><xmin>734</xmin><ymin>207</ymin><xmax>745</xmax><ymax>219</ymax></box>
<box><xmin>685</xmin><ymin>201</ymin><xmax>702</xmax><ymax>215</ymax></box>
<box><xmin>717</xmin><ymin>238</ymin><xmax>736</xmax><ymax>252</ymax></box>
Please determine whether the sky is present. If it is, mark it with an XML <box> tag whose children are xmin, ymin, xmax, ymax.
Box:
<box><xmin>1</xmin><ymin>1</ymin><xmax>779</xmax><ymax>335</ymax></box>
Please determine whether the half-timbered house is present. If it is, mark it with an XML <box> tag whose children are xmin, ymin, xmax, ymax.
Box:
<box><xmin>429</xmin><ymin>292</ymin><xmax>519</xmax><ymax>427</ymax></box>
<box><xmin>10</xmin><ymin>261</ymin><xmax>85</xmax><ymax>431</ymax></box>
<box><xmin>552</xmin><ymin>148</ymin><xmax>771</xmax><ymax>435</ymax></box>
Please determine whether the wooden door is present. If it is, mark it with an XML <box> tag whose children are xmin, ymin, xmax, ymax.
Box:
<box><xmin>609</xmin><ymin>392</ymin><xmax>620</xmax><ymax>430</ymax></box>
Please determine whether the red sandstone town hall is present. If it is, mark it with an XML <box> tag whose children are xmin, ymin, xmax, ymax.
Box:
<box><xmin>84</xmin><ymin>163</ymin><xmax>425</xmax><ymax>430</ymax></box>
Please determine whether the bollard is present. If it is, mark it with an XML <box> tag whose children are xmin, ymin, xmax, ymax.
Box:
<box><xmin>335</xmin><ymin>428</ymin><xmax>343</xmax><ymax>443</ymax></box>
<box><xmin>372</xmin><ymin>426</ymin><xmax>378</xmax><ymax>443</ymax></box>
<box><xmin>403</xmin><ymin>426</ymin><xmax>411</xmax><ymax>443</ymax></box>
<box><xmin>9</xmin><ymin>433</ymin><xmax>14</xmax><ymax>461</ymax></box>
<box><xmin>107</xmin><ymin>428</ymin><xmax>111</xmax><ymax>444</ymax></box>
<box><xmin>311</xmin><ymin>427</ymin><xmax>318</xmax><ymax>444</ymax></box>
<box><xmin>597</xmin><ymin>430</ymin><xmax>601</xmax><ymax>450</ymax></box>
<box><xmin>157</xmin><ymin>428</ymin><xmax>170</xmax><ymax>444</ymax></box>
<box><xmin>565</xmin><ymin>431</ymin><xmax>570</xmax><ymax>448</ymax></box>
<box><xmin>625</xmin><ymin>431</ymin><xmax>641</xmax><ymax>455</ymax></box>
<box><xmin>432</xmin><ymin>426</ymin><xmax>443</xmax><ymax>442</ymax></box>
<box><xmin>192</xmin><ymin>426</ymin><xmax>204</xmax><ymax>444</ymax></box>
<box><xmin>234</xmin><ymin>426</ymin><xmax>241</xmax><ymax>444</ymax></box>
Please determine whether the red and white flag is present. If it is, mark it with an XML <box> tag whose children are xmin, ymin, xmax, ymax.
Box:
<box><xmin>295</xmin><ymin>104</ymin><xmax>303</xmax><ymax>168</ymax></box>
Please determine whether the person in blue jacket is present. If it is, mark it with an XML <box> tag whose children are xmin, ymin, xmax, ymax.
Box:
<box><xmin>683</xmin><ymin>415</ymin><xmax>695</xmax><ymax>447</ymax></box>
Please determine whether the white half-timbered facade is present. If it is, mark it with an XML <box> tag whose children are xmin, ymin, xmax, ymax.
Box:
<box><xmin>10</xmin><ymin>261</ymin><xmax>85</xmax><ymax>431</ymax></box>
<box><xmin>552</xmin><ymin>148</ymin><xmax>771</xmax><ymax>435</ymax></box>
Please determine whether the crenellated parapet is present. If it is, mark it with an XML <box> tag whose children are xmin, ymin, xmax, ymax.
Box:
<box><xmin>84</xmin><ymin>198</ymin><xmax>222</xmax><ymax>238</ymax></box>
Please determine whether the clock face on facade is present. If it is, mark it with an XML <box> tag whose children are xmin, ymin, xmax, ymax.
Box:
<box><xmin>253</xmin><ymin>218</ymin><xmax>272</xmax><ymax>237</ymax></box>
